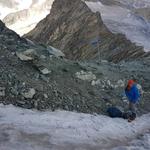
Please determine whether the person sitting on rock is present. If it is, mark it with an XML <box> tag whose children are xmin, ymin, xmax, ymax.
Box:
<box><xmin>125</xmin><ymin>79</ymin><xmax>140</xmax><ymax>121</ymax></box>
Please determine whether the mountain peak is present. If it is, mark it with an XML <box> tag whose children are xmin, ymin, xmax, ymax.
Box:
<box><xmin>25</xmin><ymin>0</ymin><xmax>148</xmax><ymax>62</ymax></box>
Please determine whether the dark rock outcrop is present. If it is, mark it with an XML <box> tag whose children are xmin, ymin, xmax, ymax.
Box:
<box><xmin>25</xmin><ymin>0</ymin><xmax>149</xmax><ymax>62</ymax></box>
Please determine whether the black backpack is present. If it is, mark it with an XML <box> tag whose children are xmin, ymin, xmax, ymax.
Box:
<box><xmin>107</xmin><ymin>107</ymin><xmax>123</xmax><ymax>118</ymax></box>
<box><xmin>107</xmin><ymin>107</ymin><xmax>136</xmax><ymax>120</ymax></box>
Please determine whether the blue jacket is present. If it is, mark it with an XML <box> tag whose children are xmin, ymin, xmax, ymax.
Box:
<box><xmin>125</xmin><ymin>84</ymin><xmax>140</xmax><ymax>103</ymax></box>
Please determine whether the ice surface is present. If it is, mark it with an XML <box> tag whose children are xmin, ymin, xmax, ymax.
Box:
<box><xmin>0</xmin><ymin>104</ymin><xmax>150</xmax><ymax>150</ymax></box>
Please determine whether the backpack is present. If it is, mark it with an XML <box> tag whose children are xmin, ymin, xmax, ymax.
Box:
<box><xmin>107</xmin><ymin>107</ymin><xmax>123</xmax><ymax>118</ymax></box>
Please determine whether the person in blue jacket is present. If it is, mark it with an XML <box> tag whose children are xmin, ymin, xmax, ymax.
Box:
<box><xmin>125</xmin><ymin>79</ymin><xmax>140</xmax><ymax>113</ymax></box>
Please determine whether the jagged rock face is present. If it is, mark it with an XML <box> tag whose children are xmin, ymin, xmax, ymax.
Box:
<box><xmin>25</xmin><ymin>0</ymin><xmax>149</xmax><ymax>62</ymax></box>
<box><xmin>25</xmin><ymin>0</ymin><xmax>109</xmax><ymax>60</ymax></box>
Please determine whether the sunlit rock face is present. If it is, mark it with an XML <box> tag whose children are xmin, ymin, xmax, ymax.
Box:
<box><xmin>25</xmin><ymin>0</ymin><xmax>149</xmax><ymax>62</ymax></box>
<box><xmin>0</xmin><ymin>0</ymin><xmax>54</xmax><ymax>35</ymax></box>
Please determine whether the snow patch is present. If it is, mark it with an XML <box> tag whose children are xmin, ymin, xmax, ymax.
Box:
<box><xmin>7</xmin><ymin>10</ymin><xmax>50</xmax><ymax>36</ymax></box>
<box><xmin>0</xmin><ymin>0</ymin><xmax>32</xmax><ymax>19</ymax></box>
<box><xmin>0</xmin><ymin>6</ymin><xmax>15</xmax><ymax>19</ymax></box>
<box><xmin>0</xmin><ymin>0</ymin><xmax>54</xmax><ymax>35</ymax></box>
<box><xmin>76</xmin><ymin>71</ymin><xmax>96</xmax><ymax>81</ymax></box>
<box><xmin>15</xmin><ymin>0</ymin><xmax>32</xmax><ymax>10</ymax></box>
<box><xmin>0</xmin><ymin>104</ymin><xmax>150</xmax><ymax>149</ymax></box>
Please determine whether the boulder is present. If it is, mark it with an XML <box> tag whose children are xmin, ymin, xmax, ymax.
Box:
<box><xmin>76</xmin><ymin>71</ymin><xmax>96</xmax><ymax>81</ymax></box>
<box><xmin>0</xmin><ymin>87</ymin><xmax>5</xmax><ymax>97</ymax></box>
<box><xmin>21</xmin><ymin>88</ymin><xmax>36</xmax><ymax>99</ymax></box>
<box><xmin>117</xmin><ymin>80</ymin><xmax>125</xmax><ymax>88</ymax></box>
<box><xmin>16</xmin><ymin>49</ymin><xmax>37</xmax><ymax>61</ymax></box>
<box><xmin>47</xmin><ymin>46</ymin><xmax>65</xmax><ymax>58</ymax></box>
<box><xmin>16</xmin><ymin>52</ymin><xmax>33</xmax><ymax>61</ymax></box>
<box><xmin>40</xmin><ymin>68</ymin><xmax>51</xmax><ymax>75</ymax></box>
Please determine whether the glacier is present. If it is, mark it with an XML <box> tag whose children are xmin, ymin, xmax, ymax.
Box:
<box><xmin>0</xmin><ymin>0</ymin><xmax>54</xmax><ymax>35</ymax></box>
<box><xmin>0</xmin><ymin>104</ymin><xmax>150</xmax><ymax>150</ymax></box>
<box><xmin>0</xmin><ymin>0</ymin><xmax>32</xmax><ymax>19</ymax></box>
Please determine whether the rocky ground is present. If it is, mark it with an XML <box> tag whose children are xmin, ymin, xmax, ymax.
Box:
<box><xmin>0</xmin><ymin>20</ymin><xmax>150</xmax><ymax>115</ymax></box>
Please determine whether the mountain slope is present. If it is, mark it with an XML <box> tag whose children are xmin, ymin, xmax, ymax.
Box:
<box><xmin>25</xmin><ymin>0</ymin><xmax>149</xmax><ymax>62</ymax></box>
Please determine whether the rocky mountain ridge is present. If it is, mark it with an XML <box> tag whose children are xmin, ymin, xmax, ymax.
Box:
<box><xmin>25</xmin><ymin>0</ymin><xmax>150</xmax><ymax>62</ymax></box>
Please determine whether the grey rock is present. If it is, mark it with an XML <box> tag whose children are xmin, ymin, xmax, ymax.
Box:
<box><xmin>21</xmin><ymin>88</ymin><xmax>36</xmax><ymax>99</ymax></box>
<box><xmin>10</xmin><ymin>87</ymin><xmax>19</xmax><ymax>96</ymax></box>
<box><xmin>47</xmin><ymin>46</ymin><xmax>65</xmax><ymax>58</ymax></box>
<box><xmin>16</xmin><ymin>52</ymin><xmax>33</xmax><ymax>61</ymax></box>
<box><xmin>40</xmin><ymin>68</ymin><xmax>51</xmax><ymax>75</ymax></box>
<box><xmin>75</xmin><ymin>71</ymin><xmax>96</xmax><ymax>81</ymax></box>
<box><xmin>16</xmin><ymin>49</ymin><xmax>37</xmax><ymax>61</ymax></box>
<box><xmin>0</xmin><ymin>87</ymin><xmax>5</xmax><ymax>97</ymax></box>
<box><xmin>43</xmin><ymin>94</ymin><xmax>48</xmax><ymax>99</ymax></box>
<box><xmin>16</xmin><ymin>100</ymin><xmax>26</xmax><ymax>105</ymax></box>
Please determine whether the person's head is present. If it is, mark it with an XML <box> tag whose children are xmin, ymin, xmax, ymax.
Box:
<box><xmin>126</xmin><ymin>79</ymin><xmax>135</xmax><ymax>90</ymax></box>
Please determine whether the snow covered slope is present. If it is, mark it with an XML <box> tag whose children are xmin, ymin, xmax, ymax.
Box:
<box><xmin>0</xmin><ymin>0</ymin><xmax>32</xmax><ymax>19</ymax></box>
<box><xmin>85</xmin><ymin>0</ymin><xmax>150</xmax><ymax>52</ymax></box>
<box><xmin>0</xmin><ymin>104</ymin><xmax>150</xmax><ymax>150</ymax></box>
<box><xmin>0</xmin><ymin>0</ymin><xmax>54</xmax><ymax>35</ymax></box>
